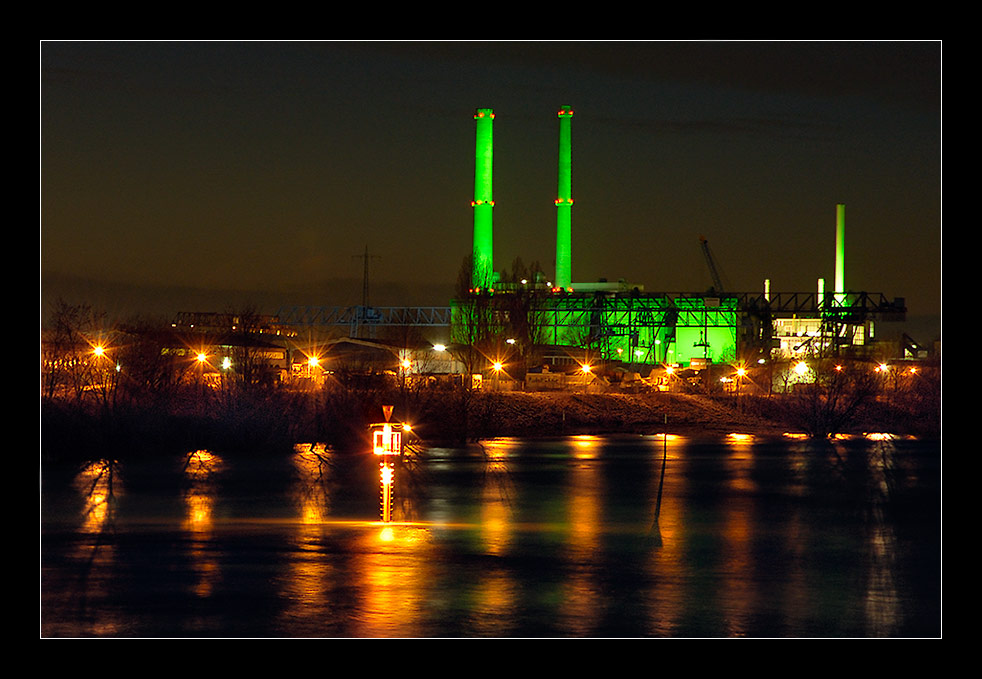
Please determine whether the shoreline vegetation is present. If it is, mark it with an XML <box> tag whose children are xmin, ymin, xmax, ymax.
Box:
<box><xmin>41</xmin><ymin>382</ymin><xmax>941</xmax><ymax>466</ymax></box>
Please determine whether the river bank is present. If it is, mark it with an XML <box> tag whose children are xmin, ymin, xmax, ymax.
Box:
<box><xmin>415</xmin><ymin>390</ymin><xmax>938</xmax><ymax>443</ymax></box>
<box><xmin>40</xmin><ymin>385</ymin><xmax>940</xmax><ymax>464</ymax></box>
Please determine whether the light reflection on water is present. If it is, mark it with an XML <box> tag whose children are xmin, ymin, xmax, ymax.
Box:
<box><xmin>41</xmin><ymin>434</ymin><xmax>940</xmax><ymax>638</ymax></box>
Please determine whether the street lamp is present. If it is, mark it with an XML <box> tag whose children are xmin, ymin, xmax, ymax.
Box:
<box><xmin>491</xmin><ymin>360</ymin><xmax>503</xmax><ymax>390</ymax></box>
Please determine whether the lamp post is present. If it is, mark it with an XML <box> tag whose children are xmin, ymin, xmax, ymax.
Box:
<box><xmin>734</xmin><ymin>366</ymin><xmax>746</xmax><ymax>410</ymax></box>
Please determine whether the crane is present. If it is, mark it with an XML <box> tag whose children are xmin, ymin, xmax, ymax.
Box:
<box><xmin>698</xmin><ymin>236</ymin><xmax>724</xmax><ymax>294</ymax></box>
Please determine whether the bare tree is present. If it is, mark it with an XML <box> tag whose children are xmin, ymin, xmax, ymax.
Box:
<box><xmin>780</xmin><ymin>359</ymin><xmax>882</xmax><ymax>437</ymax></box>
<box><xmin>42</xmin><ymin>299</ymin><xmax>110</xmax><ymax>405</ymax></box>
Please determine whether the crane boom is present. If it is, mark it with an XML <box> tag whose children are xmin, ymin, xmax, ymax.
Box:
<box><xmin>699</xmin><ymin>236</ymin><xmax>724</xmax><ymax>293</ymax></box>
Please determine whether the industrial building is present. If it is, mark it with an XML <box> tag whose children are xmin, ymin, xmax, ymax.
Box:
<box><xmin>449</xmin><ymin>106</ymin><xmax>908</xmax><ymax>375</ymax></box>
<box><xmin>249</xmin><ymin>105</ymin><xmax>915</xmax><ymax>385</ymax></box>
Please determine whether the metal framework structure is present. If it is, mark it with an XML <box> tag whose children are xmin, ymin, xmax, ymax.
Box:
<box><xmin>275</xmin><ymin>305</ymin><xmax>453</xmax><ymax>335</ymax></box>
<box><xmin>451</xmin><ymin>289</ymin><xmax>906</xmax><ymax>366</ymax></box>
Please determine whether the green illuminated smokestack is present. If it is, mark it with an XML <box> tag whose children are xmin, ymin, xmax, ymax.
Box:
<box><xmin>472</xmin><ymin>108</ymin><xmax>495</xmax><ymax>289</ymax></box>
<box><xmin>835</xmin><ymin>203</ymin><xmax>845</xmax><ymax>304</ymax></box>
<box><xmin>555</xmin><ymin>105</ymin><xmax>574</xmax><ymax>290</ymax></box>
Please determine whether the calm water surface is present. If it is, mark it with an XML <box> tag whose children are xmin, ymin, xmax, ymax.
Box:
<box><xmin>41</xmin><ymin>434</ymin><xmax>941</xmax><ymax>637</ymax></box>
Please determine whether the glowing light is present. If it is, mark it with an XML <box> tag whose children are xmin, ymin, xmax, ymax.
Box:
<box><xmin>794</xmin><ymin>361</ymin><xmax>808</xmax><ymax>375</ymax></box>
<box><xmin>735</xmin><ymin>367</ymin><xmax>747</xmax><ymax>378</ymax></box>
<box><xmin>222</xmin><ymin>357</ymin><xmax>232</xmax><ymax>370</ymax></box>
<box><xmin>866</xmin><ymin>432</ymin><xmax>895</xmax><ymax>441</ymax></box>
<box><xmin>196</xmin><ymin>353</ymin><xmax>208</xmax><ymax>364</ymax></box>
<box><xmin>308</xmin><ymin>356</ymin><xmax>319</xmax><ymax>368</ymax></box>
<box><xmin>433</xmin><ymin>344</ymin><xmax>446</xmax><ymax>352</ymax></box>
<box><xmin>834</xmin><ymin>364</ymin><xmax>843</xmax><ymax>371</ymax></box>
<box><xmin>380</xmin><ymin>464</ymin><xmax>394</xmax><ymax>486</ymax></box>
<box><xmin>506</xmin><ymin>338</ymin><xmax>516</xmax><ymax>345</ymax></box>
<box><xmin>492</xmin><ymin>362</ymin><xmax>503</xmax><ymax>372</ymax></box>
<box><xmin>373</xmin><ymin>424</ymin><xmax>401</xmax><ymax>456</ymax></box>
<box><xmin>92</xmin><ymin>345</ymin><xmax>105</xmax><ymax>357</ymax></box>
<box><xmin>401</xmin><ymin>359</ymin><xmax>411</xmax><ymax>370</ymax></box>
<box><xmin>581</xmin><ymin>364</ymin><xmax>592</xmax><ymax>374</ymax></box>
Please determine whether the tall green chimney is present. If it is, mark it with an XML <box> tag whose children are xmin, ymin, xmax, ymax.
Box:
<box><xmin>472</xmin><ymin>108</ymin><xmax>495</xmax><ymax>289</ymax></box>
<box><xmin>555</xmin><ymin>105</ymin><xmax>574</xmax><ymax>290</ymax></box>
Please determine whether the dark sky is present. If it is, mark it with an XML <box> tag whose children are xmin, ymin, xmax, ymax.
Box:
<box><xmin>41</xmin><ymin>41</ymin><xmax>941</xmax><ymax>330</ymax></box>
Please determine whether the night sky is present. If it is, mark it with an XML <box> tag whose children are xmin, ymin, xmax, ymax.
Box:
<box><xmin>41</xmin><ymin>41</ymin><xmax>941</xmax><ymax>337</ymax></box>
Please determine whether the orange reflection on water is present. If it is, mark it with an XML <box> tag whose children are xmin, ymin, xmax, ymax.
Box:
<box><xmin>292</xmin><ymin>443</ymin><xmax>333</xmax><ymax>524</ymax></box>
<box><xmin>183</xmin><ymin>450</ymin><xmax>222</xmax><ymax>532</ymax></box>
<box><xmin>470</xmin><ymin>568</ymin><xmax>518</xmax><ymax>637</ymax></box>
<box><xmin>645</xmin><ymin>434</ymin><xmax>686</xmax><ymax>635</ymax></box>
<box><xmin>572</xmin><ymin>434</ymin><xmax>600</xmax><ymax>459</ymax></box>
<box><xmin>275</xmin><ymin>444</ymin><xmax>335</xmax><ymax>628</ymax></box>
<box><xmin>719</xmin><ymin>436</ymin><xmax>769</xmax><ymax>635</ymax></box>
<box><xmin>559</xmin><ymin>435</ymin><xmax>603</xmax><ymax>635</ymax></box>
<box><xmin>183</xmin><ymin>450</ymin><xmax>223</xmax><ymax>599</ymax></box>
<box><xmin>480</xmin><ymin>439</ymin><xmax>516</xmax><ymax>555</ymax></box>
<box><xmin>74</xmin><ymin>460</ymin><xmax>118</xmax><ymax>534</ymax></box>
<box><xmin>863</xmin><ymin>439</ymin><xmax>902</xmax><ymax>636</ymax></box>
<box><xmin>62</xmin><ymin>460</ymin><xmax>123</xmax><ymax>636</ymax></box>
<box><xmin>350</xmin><ymin>526</ymin><xmax>435</xmax><ymax>637</ymax></box>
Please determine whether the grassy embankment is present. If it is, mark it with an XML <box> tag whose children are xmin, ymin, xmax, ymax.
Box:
<box><xmin>41</xmin><ymin>383</ymin><xmax>940</xmax><ymax>465</ymax></box>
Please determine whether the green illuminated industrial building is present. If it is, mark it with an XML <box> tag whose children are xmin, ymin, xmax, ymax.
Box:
<box><xmin>451</xmin><ymin>106</ymin><xmax>906</xmax><ymax>373</ymax></box>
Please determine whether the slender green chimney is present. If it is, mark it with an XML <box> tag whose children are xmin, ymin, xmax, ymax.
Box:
<box><xmin>835</xmin><ymin>203</ymin><xmax>845</xmax><ymax>305</ymax></box>
<box><xmin>555</xmin><ymin>105</ymin><xmax>574</xmax><ymax>290</ymax></box>
<box><xmin>472</xmin><ymin>108</ymin><xmax>495</xmax><ymax>290</ymax></box>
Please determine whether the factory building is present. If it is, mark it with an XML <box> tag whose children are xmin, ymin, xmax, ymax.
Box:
<box><xmin>452</xmin><ymin>106</ymin><xmax>906</xmax><ymax>373</ymax></box>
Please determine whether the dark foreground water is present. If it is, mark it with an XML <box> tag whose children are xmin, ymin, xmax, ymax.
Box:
<box><xmin>41</xmin><ymin>433</ymin><xmax>941</xmax><ymax>638</ymax></box>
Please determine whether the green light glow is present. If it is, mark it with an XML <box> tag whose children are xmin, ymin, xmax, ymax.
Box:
<box><xmin>481</xmin><ymin>293</ymin><xmax>738</xmax><ymax>367</ymax></box>
<box><xmin>472</xmin><ymin>108</ymin><xmax>494</xmax><ymax>289</ymax></box>
<box><xmin>555</xmin><ymin>106</ymin><xmax>573</xmax><ymax>290</ymax></box>
<box><xmin>835</xmin><ymin>203</ymin><xmax>845</xmax><ymax>304</ymax></box>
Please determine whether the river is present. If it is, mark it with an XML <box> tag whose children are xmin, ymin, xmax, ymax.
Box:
<box><xmin>40</xmin><ymin>433</ymin><xmax>941</xmax><ymax>638</ymax></box>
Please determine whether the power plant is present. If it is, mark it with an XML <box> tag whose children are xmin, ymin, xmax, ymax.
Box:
<box><xmin>266</xmin><ymin>103</ymin><xmax>917</xmax><ymax>381</ymax></box>
<box><xmin>450</xmin><ymin>105</ymin><xmax>908</xmax><ymax>372</ymax></box>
